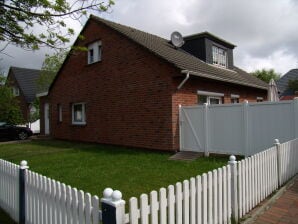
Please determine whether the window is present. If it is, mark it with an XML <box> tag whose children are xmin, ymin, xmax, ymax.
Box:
<box><xmin>88</xmin><ymin>41</ymin><xmax>102</xmax><ymax>64</ymax></box>
<box><xmin>58</xmin><ymin>104</ymin><xmax>62</xmax><ymax>122</ymax></box>
<box><xmin>72</xmin><ymin>103</ymin><xmax>86</xmax><ymax>125</ymax></box>
<box><xmin>212</xmin><ymin>45</ymin><xmax>227</xmax><ymax>67</ymax></box>
<box><xmin>231</xmin><ymin>94</ymin><xmax>240</xmax><ymax>104</ymax></box>
<box><xmin>256</xmin><ymin>97</ymin><xmax>263</xmax><ymax>102</ymax></box>
<box><xmin>12</xmin><ymin>86</ymin><xmax>20</xmax><ymax>96</ymax></box>
<box><xmin>197</xmin><ymin>90</ymin><xmax>224</xmax><ymax>105</ymax></box>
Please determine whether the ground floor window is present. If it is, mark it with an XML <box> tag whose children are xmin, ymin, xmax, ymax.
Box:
<box><xmin>256</xmin><ymin>97</ymin><xmax>263</xmax><ymax>102</ymax></box>
<box><xmin>231</xmin><ymin>94</ymin><xmax>240</xmax><ymax>104</ymax></box>
<box><xmin>72</xmin><ymin>103</ymin><xmax>86</xmax><ymax>125</ymax></box>
<box><xmin>197</xmin><ymin>90</ymin><xmax>224</xmax><ymax>105</ymax></box>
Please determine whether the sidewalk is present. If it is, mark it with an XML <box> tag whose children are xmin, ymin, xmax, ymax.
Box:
<box><xmin>244</xmin><ymin>175</ymin><xmax>298</xmax><ymax>224</ymax></box>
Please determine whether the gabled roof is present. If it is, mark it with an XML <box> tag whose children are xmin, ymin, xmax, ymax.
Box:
<box><xmin>276</xmin><ymin>69</ymin><xmax>298</xmax><ymax>95</ymax></box>
<box><xmin>91</xmin><ymin>15</ymin><xmax>268</xmax><ymax>90</ymax></box>
<box><xmin>8</xmin><ymin>67</ymin><xmax>41</xmax><ymax>103</ymax></box>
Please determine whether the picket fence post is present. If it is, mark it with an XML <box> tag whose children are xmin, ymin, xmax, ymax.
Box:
<box><xmin>274</xmin><ymin>139</ymin><xmax>281</xmax><ymax>187</ymax></box>
<box><xmin>294</xmin><ymin>98</ymin><xmax>298</xmax><ymax>138</ymax></box>
<box><xmin>19</xmin><ymin>160</ymin><xmax>28</xmax><ymax>224</ymax></box>
<box><xmin>228</xmin><ymin>155</ymin><xmax>238</xmax><ymax>223</ymax></box>
<box><xmin>101</xmin><ymin>188</ymin><xmax>126</xmax><ymax>224</ymax></box>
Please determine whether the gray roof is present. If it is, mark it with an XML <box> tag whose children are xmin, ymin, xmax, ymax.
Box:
<box><xmin>276</xmin><ymin>69</ymin><xmax>298</xmax><ymax>96</ymax></box>
<box><xmin>92</xmin><ymin>15</ymin><xmax>268</xmax><ymax>90</ymax></box>
<box><xmin>9</xmin><ymin>67</ymin><xmax>41</xmax><ymax>103</ymax></box>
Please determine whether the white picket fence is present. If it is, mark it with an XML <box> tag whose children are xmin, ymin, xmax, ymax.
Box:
<box><xmin>0</xmin><ymin>138</ymin><xmax>298</xmax><ymax>224</ymax></box>
<box><xmin>0</xmin><ymin>159</ymin><xmax>101</xmax><ymax>224</ymax></box>
<box><xmin>0</xmin><ymin>159</ymin><xmax>20</xmax><ymax>222</ymax></box>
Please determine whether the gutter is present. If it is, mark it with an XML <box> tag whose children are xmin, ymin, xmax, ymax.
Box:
<box><xmin>177</xmin><ymin>71</ymin><xmax>190</xmax><ymax>90</ymax></box>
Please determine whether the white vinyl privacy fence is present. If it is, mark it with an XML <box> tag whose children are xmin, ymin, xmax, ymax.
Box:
<box><xmin>180</xmin><ymin>99</ymin><xmax>298</xmax><ymax>156</ymax></box>
<box><xmin>1</xmin><ymin>138</ymin><xmax>298</xmax><ymax>224</ymax></box>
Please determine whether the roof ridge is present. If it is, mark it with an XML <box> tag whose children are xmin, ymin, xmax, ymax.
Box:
<box><xmin>87</xmin><ymin>15</ymin><xmax>268</xmax><ymax>90</ymax></box>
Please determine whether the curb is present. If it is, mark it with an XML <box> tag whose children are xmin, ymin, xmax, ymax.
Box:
<box><xmin>241</xmin><ymin>174</ymin><xmax>297</xmax><ymax>224</ymax></box>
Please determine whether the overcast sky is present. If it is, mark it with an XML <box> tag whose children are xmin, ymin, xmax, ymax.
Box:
<box><xmin>1</xmin><ymin>0</ymin><xmax>298</xmax><ymax>75</ymax></box>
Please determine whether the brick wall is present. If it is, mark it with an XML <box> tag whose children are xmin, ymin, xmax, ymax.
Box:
<box><xmin>47</xmin><ymin>18</ymin><xmax>267</xmax><ymax>152</ymax></box>
<box><xmin>48</xmin><ymin>19</ymin><xmax>177</xmax><ymax>151</ymax></box>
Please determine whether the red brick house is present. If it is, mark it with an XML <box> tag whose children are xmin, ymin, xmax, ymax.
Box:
<box><xmin>6</xmin><ymin>67</ymin><xmax>41</xmax><ymax>122</ymax></box>
<box><xmin>40</xmin><ymin>15</ymin><xmax>268</xmax><ymax>151</ymax></box>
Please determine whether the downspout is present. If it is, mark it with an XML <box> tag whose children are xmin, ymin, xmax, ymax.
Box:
<box><xmin>177</xmin><ymin>71</ymin><xmax>190</xmax><ymax>90</ymax></box>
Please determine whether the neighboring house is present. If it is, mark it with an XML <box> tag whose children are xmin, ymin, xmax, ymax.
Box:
<box><xmin>39</xmin><ymin>15</ymin><xmax>268</xmax><ymax>151</ymax></box>
<box><xmin>276</xmin><ymin>69</ymin><xmax>298</xmax><ymax>100</ymax></box>
<box><xmin>6</xmin><ymin>67</ymin><xmax>41</xmax><ymax>131</ymax></box>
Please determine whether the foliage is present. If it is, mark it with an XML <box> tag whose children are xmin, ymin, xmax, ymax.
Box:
<box><xmin>0</xmin><ymin>0</ymin><xmax>114</xmax><ymax>51</ymax></box>
<box><xmin>0</xmin><ymin>74</ymin><xmax>24</xmax><ymax>124</ymax></box>
<box><xmin>37</xmin><ymin>49</ymin><xmax>68</xmax><ymax>93</ymax></box>
<box><xmin>0</xmin><ymin>140</ymin><xmax>227</xmax><ymax>201</ymax></box>
<box><xmin>252</xmin><ymin>68</ymin><xmax>281</xmax><ymax>83</ymax></box>
<box><xmin>288</xmin><ymin>79</ymin><xmax>298</xmax><ymax>92</ymax></box>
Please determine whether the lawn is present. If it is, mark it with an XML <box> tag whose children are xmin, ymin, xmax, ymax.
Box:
<box><xmin>0</xmin><ymin>140</ymin><xmax>228</xmax><ymax>201</ymax></box>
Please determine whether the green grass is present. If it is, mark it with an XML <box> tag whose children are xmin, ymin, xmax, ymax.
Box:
<box><xmin>0</xmin><ymin>140</ymin><xmax>228</xmax><ymax>201</ymax></box>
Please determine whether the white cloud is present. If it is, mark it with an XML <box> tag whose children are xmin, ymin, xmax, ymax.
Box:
<box><xmin>238</xmin><ymin>49</ymin><xmax>298</xmax><ymax>75</ymax></box>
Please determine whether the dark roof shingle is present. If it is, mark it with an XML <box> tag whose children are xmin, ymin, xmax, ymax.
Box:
<box><xmin>276</xmin><ymin>69</ymin><xmax>298</xmax><ymax>95</ymax></box>
<box><xmin>10</xmin><ymin>67</ymin><xmax>41</xmax><ymax>103</ymax></box>
<box><xmin>91</xmin><ymin>15</ymin><xmax>268</xmax><ymax>90</ymax></box>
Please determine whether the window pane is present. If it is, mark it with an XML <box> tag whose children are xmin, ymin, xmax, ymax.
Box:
<box><xmin>209</xmin><ymin>97</ymin><xmax>220</xmax><ymax>104</ymax></box>
<box><xmin>74</xmin><ymin>104</ymin><xmax>83</xmax><ymax>122</ymax></box>
<box><xmin>198</xmin><ymin>95</ymin><xmax>207</xmax><ymax>105</ymax></box>
<box><xmin>89</xmin><ymin>49</ymin><xmax>94</xmax><ymax>63</ymax></box>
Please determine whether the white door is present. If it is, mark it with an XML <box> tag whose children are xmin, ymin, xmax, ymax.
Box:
<box><xmin>44</xmin><ymin>103</ymin><xmax>50</xmax><ymax>135</ymax></box>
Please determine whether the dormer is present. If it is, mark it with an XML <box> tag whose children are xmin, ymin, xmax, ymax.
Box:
<box><xmin>181</xmin><ymin>32</ymin><xmax>236</xmax><ymax>69</ymax></box>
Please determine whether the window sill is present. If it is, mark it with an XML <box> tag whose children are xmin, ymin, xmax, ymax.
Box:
<box><xmin>72</xmin><ymin>122</ymin><xmax>86</xmax><ymax>126</ymax></box>
<box><xmin>86</xmin><ymin>60</ymin><xmax>102</xmax><ymax>66</ymax></box>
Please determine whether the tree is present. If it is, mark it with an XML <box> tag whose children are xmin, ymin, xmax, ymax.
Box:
<box><xmin>0</xmin><ymin>0</ymin><xmax>114</xmax><ymax>51</ymax></box>
<box><xmin>252</xmin><ymin>68</ymin><xmax>281</xmax><ymax>83</ymax></box>
<box><xmin>37</xmin><ymin>49</ymin><xmax>68</xmax><ymax>93</ymax></box>
<box><xmin>0</xmin><ymin>74</ymin><xmax>24</xmax><ymax>124</ymax></box>
<box><xmin>288</xmin><ymin>79</ymin><xmax>298</xmax><ymax>92</ymax></box>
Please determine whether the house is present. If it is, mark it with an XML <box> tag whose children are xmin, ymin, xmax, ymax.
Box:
<box><xmin>39</xmin><ymin>15</ymin><xmax>268</xmax><ymax>151</ymax></box>
<box><xmin>276</xmin><ymin>69</ymin><xmax>298</xmax><ymax>100</ymax></box>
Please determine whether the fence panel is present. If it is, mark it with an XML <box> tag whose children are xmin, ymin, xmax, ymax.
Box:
<box><xmin>0</xmin><ymin>159</ymin><xmax>19</xmax><ymax>223</ymax></box>
<box><xmin>180</xmin><ymin>99</ymin><xmax>298</xmax><ymax>156</ymax></box>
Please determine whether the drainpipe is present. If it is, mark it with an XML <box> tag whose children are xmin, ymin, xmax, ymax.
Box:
<box><xmin>177</xmin><ymin>71</ymin><xmax>190</xmax><ymax>90</ymax></box>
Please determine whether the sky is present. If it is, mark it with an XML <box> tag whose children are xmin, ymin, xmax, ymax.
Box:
<box><xmin>1</xmin><ymin>0</ymin><xmax>298</xmax><ymax>75</ymax></box>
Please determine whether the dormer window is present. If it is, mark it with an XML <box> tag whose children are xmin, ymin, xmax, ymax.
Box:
<box><xmin>88</xmin><ymin>41</ymin><xmax>102</xmax><ymax>64</ymax></box>
<box><xmin>212</xmin><ymin>45</ymin><xmax>227</xmax><ymax>68</ymax></box>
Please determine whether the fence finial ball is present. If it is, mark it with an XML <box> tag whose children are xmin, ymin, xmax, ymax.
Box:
<box><xmin>112</xmin><ymin>190</ymin><xmax>122</xmax><ymax>201</ymax></box>
<box><xmin>20</xmin><ymin>160</ymin><xmax>27</xmax><ymax>167</ymax></box>
<box><xmin>229</xmin><ymin>155</ymin><xmax>236</xmax><ymax>162</ymax></box>
<box><xmin>103</xmin><ymin>188</ymin><xmax>113</xmax><ymax>199</ymax></box>
<box><xmin>274</xmin><ymin>139</ymin><xmax>280</xmax><ymax>144</ymax></box>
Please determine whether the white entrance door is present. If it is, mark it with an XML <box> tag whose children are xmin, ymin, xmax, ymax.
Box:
<box><xmin>44</xmin><ymin>103</ymin><xmax>50</xmax><ymax>135</ymax></box>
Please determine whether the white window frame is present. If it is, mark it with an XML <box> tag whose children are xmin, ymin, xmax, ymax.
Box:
<box><xmin>231</xmin><ymin>94</ymin><xmax>240</xmax><ymax>104</ymax></box>
<box><xmin>12</xmin><ymin>86</ymin><xmax>20</xmax><ymax>96</ymax></box>
<box><xmin>58</xmin><ymin>104</ymin><xmax>62</xmax><ymax>122</ymax></box>
<box><xmin>197</xmin><ymin>90</ymin><xmax>224</xmax><ymax>105</ymax></box>
<box><xmin>256</xmin><ymin>97</ymin><xmax>263</xmax><ymax>102</ymax></box>
<box><xmin>88</xmin><ymin>41</ymin><xmax>102</xmax><ymax>64</ymax></box>
<box><xmin>72</xmin><ymin>103</ymin><xmax>86</xmax><ymax>125</ymax></box>
<box><xmin>212</xmin><ymin>45</ymin><xmax>227</xmax><ymax>68</ymax></box>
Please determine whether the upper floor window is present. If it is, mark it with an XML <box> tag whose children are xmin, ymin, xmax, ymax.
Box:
<box><xmin>231</xmin><ymin>94</ymin><xmax>240</xmax><ymax>104</ymax></box>
<box><xmin>88</xmin><ymin>41</ymin><xmax>102</xmax><ymax>64</ymax></box>
<box><xmin>212</xmin><ymin>45</ymin><xmax>227</xmax><ymax>68</ymax></box>
<box><xmin>12</xmin><ymin>86</ymin><xmax>20</xmax><ymax>96</ymax></box>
